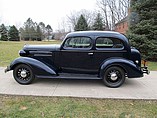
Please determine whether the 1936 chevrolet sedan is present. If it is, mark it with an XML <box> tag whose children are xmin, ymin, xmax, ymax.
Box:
<box><xmin>5</xmin><ymin>31</ymin><xmax>149</xmax><ymax>88</ymax></box>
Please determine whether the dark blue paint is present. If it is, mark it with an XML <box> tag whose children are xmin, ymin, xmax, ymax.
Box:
<box><xmin>9</xmin><ymin>57</ymin><xmax>56</xmax><ymax>77</ymax></box>
<box><xmin>6</xmin><ymin>31</ymin><xmax>148</xmax><ymax>80</ymax></box>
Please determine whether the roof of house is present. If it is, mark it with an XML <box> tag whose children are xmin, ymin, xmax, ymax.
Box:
<box><xmin>115</xmin><ymin>16</ymin><xmax>128</xmax><ymax>26</ymax></box>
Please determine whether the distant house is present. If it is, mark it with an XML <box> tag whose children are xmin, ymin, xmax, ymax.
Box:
<box><xmin>54</xmin><ymin>32</ymin><xmax>69</xmax><ymax>40</ymax></box>
<box><xmin>115</xmin><ymin>17</ymin><xmax>128</xmax><ymax>34</ymax></box>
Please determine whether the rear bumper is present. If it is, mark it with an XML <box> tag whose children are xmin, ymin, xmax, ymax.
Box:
<box><xmin>141</xmin><ymin>66</ymin><xmax>150</xmax><ymax>75</ymax></box>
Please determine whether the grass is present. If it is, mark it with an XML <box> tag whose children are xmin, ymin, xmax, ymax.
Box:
<box><xmin>0</xmin><ymin>41</ymin><xmax>157</xmax><ymax>117</ymax></box>
<box><xmin>0</xmin><ymin>40</ymin><xmax>157</xmax><ymax>70</ymax></box>
<box><xmin>0</xmin><ymin>40</ymin><xmax>61</xmax><ymax>66</ymax></box>
<box><xmin>148</xmin><ymin>62</ymin><xmax>157</xmax><ymax>71</ymax></box>
<box><xmin>0</xmin><ymin>95</ymin><xmax>157</xmax><ymax>117</ymax></box>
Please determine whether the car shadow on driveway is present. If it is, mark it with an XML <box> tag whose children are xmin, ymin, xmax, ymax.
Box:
<box><xmin>34</xmin><ymin>78</ymin><xmax>141</xmax><ymax>88</ymax></box>
<box><xmin>35</xmin><ymin>78</ymin><xmax>103</xmax><ymax>86</ymax></box>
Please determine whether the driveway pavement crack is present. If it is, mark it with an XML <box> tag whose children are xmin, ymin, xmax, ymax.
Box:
<box><xmin>52</xmin><ymin>78</ymin><xmax>61</xmax><ymax>96</ymax></box>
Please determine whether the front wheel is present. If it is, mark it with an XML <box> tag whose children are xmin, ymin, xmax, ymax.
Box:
<box><xmin>102</xmin><ymin>66</ymin><xmax>125</xmax><ymax>88</ymax></box>
<box><xmin>13</xmin><ymin>64</ymin><xmax>35</xmax><ymax>85</ymax></box>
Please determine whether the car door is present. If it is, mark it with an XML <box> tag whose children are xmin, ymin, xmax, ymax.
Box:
<box><xmin>92</xmin><ymin>37</ymin><xmax>128</xmax><ymax>70</ymax></box>
<box><xmin>55</xmin><ymin>36</ymin><xmax>96</xmax><ymax>74</ymax></box>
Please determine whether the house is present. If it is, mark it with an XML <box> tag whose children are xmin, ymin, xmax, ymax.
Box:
<box><xmin>54</xmin><ymin>32</ymin><xmax>69</xmax><ymax>40</ymax></box>
<box><xmin>115</xmin><ymin>17</ymin><xmax>128</xmax><ymax>34</ymax></box>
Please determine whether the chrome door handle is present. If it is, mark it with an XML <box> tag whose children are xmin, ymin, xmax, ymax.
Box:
<box><xmin>88</xmin><ymin>53</ymin><xmax>93</xmax><ymax>56</ymax></box>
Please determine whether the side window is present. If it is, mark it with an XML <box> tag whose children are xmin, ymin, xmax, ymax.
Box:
<box><xmin>63</xmin><ymin>37</ymin><xmax>92</xmax><ymax>49</ymax></box>
<box><xmin>96</xmin><ymin>37</ymin><xmax>124</xmax><ymax>49</ymax></box>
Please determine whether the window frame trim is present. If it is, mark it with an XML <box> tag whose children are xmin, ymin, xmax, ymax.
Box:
<box><xmin>62</xmin><ymin>36</ymin><xmax>93</xmax><ymax>50</ymax></box>
<box><xmin>95</xmin><ymin>37</ymin><xmax>124</xmax><ymax>51</ymax></box>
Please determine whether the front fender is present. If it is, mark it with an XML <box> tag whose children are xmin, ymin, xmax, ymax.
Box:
<box><xmin>6</xmin><ymin>57</ymin><xmax>56</xmax><ymax>76</ymax></box>
<box><xmin>100</xmin><ymin>58</ymin><xmax>143</xmax><ymax>78</ymax></box>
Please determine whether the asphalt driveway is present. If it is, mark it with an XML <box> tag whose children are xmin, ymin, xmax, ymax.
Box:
<box><xmin>0</xmin><ymin>67</ymin><xmax>156</xmax><ymax>99</ymax></box>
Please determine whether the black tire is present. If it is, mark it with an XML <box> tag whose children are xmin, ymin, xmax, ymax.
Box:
<box><xmin>102</xmin><ymin>66</ymin><xmax>125</xmax><ymax>88</ymax></box>
<box><xmin>13</xmin><ymin>64</ymin><xmax>34</xmax><ymax>85</ymax></box>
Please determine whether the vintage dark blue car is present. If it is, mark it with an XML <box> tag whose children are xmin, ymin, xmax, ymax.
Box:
<box><xmin>5</xmin><ymin>31</ymin><xmax>149</xmax><ymax>87</ymax></box>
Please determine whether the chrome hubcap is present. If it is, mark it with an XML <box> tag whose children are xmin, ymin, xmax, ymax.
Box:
<box><xmin>110</xmin><ymin>72</ymin><xmax>118</xmax><ymax>81</ymax></box>
<box><xmin>20</xmin><ymin>70</ymin><xmax>27</xmax><ymax>78</ymax></box>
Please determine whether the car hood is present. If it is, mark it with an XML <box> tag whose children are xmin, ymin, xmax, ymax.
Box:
<box><xmin>23</xmin><ymin>44</ymin><xmax>61</xmax><ymax>51</ymax></box>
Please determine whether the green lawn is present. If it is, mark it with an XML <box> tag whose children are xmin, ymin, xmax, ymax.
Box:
<box><xmin>0</xmin><ymin>40</ymin><xmax>61</xmax><ymax>66</ymax></box>
<box><xmin>149</xmin><ymin>62</ymin><xmax>157</xmax><ymax>71</ymax></box>
<box><xmin>0</xmin><ymin>95</ymin><xmax>157</xmax><ymax>117</ymax></box>
<box><xmin>0</xmin><ymin>41</ymin><xmax>157</xmax><ymax>70</ymax></box>
<box><xmin>0</xmin><ymin>41</ymin><xmax>157</xmax><ymax>117</ymax></box>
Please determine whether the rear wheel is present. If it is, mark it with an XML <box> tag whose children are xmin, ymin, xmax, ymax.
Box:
<box><xmin>102</xmin><ymin>66</ymin><xmax>125</xmax><ymax>88</ymax></box>
<box><xmin>13</xmin><ymin>64</ymin><xmax>34</xmax><ymax>85</ymax></box>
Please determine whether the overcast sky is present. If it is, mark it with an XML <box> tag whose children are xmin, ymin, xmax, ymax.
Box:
<box><xmin>0</xmin><ymin>0</ymin><xmax>97</xmax><ymax>31</ymax></box>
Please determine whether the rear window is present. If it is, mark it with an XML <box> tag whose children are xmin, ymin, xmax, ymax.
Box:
<box><xmin>96</xmin><ymin>37</ymin><xmax>124</xmax><ymax>49</ymax></box>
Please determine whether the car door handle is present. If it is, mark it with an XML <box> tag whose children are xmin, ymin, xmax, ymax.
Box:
<box><xmin>88</xmin><ymin>53</ymin><xmax>94</xmax><ymax>56</ymax></box>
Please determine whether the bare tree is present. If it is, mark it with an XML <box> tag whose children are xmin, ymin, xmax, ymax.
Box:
<box><xmin>97</xmin><ymin>0</ymin><xmax>130</xmax><ymax>30</ymax></box>
<box><xmin>67</xmin><ymin>12</ymin><xmax>78</xmax><ymax>30</ymax></box>
<box><xmin>67</xmin><ymin>9</ymin><xmax>95</xmax><ymax>31</ymax></box>
<box><xmin>58</xmin><ymin>17</ymin><xmax>70</xmax><ymax>33</ymax></box>
<box><xmin>97</xmin><ymin>0</ymin><xmax>110</xmax><ymax>30</ymax></box>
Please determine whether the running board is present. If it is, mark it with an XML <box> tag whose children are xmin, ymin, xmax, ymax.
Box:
<box><xmin>36</xmin><ymin>73</ymin><xmax>100</xmax><ymax>79</ymax></box>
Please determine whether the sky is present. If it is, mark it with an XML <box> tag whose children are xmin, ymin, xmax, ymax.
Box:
<box><xmin>0</xmin><ymin>0</ymin><xmax>97</xmax><ymax>31</ymax></box>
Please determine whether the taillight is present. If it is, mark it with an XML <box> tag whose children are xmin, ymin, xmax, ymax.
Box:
<box><xmin>141</xmin><ymin>60</ymin><xmax>148</xmax><ymax>67</ymax></box>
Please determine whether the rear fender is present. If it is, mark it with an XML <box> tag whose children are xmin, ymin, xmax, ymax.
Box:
<box><xmin>8</xmin><ymin>57</ymin><xmax>56</xmax><ymax>76</ymax></box>
<box><xmin>100</xmin><ymin>58</ymin><xmax>143</xmax><ymax>78</ymax></box>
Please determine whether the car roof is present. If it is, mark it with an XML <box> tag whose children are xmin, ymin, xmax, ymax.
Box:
<box><xmin>66</xmin><ymin>31</ymin><xmax>120</xmax><ymax>36</ymax></box>
<box><xmin>65</xmin><ymin>31</ymin><xmax>128</xmax><ymax>43</ymax></box>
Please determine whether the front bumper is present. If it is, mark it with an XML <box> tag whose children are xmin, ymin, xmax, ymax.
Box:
<box><xmin>141</xmin><ymin>66</ymin><xmax>150</xmax><ymax>75</ymax></box>
<box><xmin>5</xmin><ymin>66</ymin><xmax>11</xmax><ymax>73</ymax></box>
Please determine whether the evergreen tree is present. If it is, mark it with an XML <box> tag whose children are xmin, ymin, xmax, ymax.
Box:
<box><xmin>39</xmin><ymin>22</ymin><xmax>46</xmax><ymax>40</ymax></box>
<box><xmin>46</xmin><ymin>24</ymin><xmax>53</xmax><ymax>40</ymax></box>
<box><xmin>0</xmin><ymin>24</ymin><xmax>8</xmax><ymax>41</ymax></box>
<box><xmin>30</xmin><ymin>26</ymin><xmax>37</xmax><ymax>40</ymax></box>
<box><xmin>8</xmin><ymin>25</ymin><xmax>19</xmax><ymax>41</ymax></box>
<box><xmin>21</xmin><ymin>18</ymin><xmax>37</xmax><ymax>40</ymax></box>
<box><xmin>20</xmin><ymin>18</ymin><xmax>53</xmax><ymax>41</ymax></box>
<box><xmin>74</xmin><ymin>15</ymin><xmax>89</xmax><ymax>31</ymax></box>
<box><xmin>92</xmin><ymin>13</ymin><xmax>104</xmax><ymax>31</ymax></box>
<box><xmin>36</xmin><ymin>25</ymin><xmax>42</xmax><ymax>41</ymax></box>
<box><xmin>127</xmin><ymin>0</ymin><xmax>157</xmax><ymax>60</ymax></box>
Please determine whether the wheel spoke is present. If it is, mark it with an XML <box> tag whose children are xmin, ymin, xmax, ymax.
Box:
<box><xmin>13</xmin><ymin>64</ymin><xmax>34</xmax><ymax>85</ymax></box>
<box><xmin>16</xmin><ymin>67</ymin><xmax>31</xmax><ymax>81</ymax></box>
